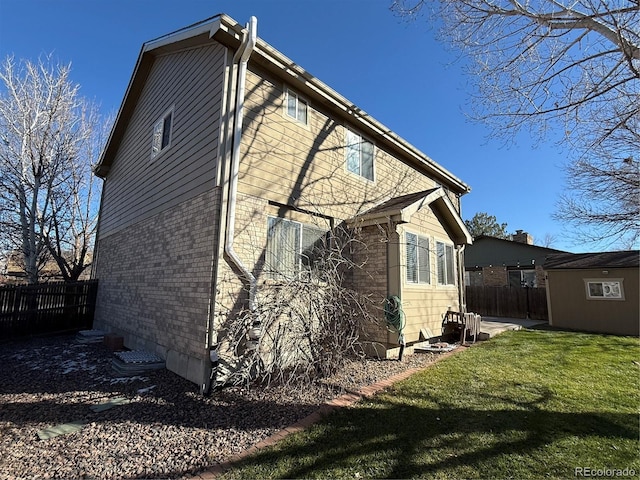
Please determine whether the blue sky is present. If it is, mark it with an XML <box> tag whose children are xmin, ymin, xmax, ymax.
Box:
<box><xmin>0</xmin><ymin>0</ymin><xmax>579</xmax><ymax>251</ymax></box>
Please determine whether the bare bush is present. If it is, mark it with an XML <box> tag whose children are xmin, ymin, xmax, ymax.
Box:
<box><xmin>215</xmin><ymin>223</ymin><xmax>385</xmax><ymax>387</ymax></box>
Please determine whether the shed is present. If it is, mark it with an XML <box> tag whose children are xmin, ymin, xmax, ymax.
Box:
<box><xmin>543</xmin><ymin>251</ymin><xmax>639</xmax><ymax>336</ymax></box>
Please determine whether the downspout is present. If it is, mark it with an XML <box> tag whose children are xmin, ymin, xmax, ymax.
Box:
<box><xmin>457</xmin><ymin>244</ymin><xmax>466</xmax><ymax>313</ymax></box>
<box><xmin>226</xmin><ymin>16</ymin><xmax>258</xmax><ymax>313</ymax></box>
<box><xmin>203</xmin><ymin>17</ymin><xmax>258</xmax><ymax>396</ymax></box>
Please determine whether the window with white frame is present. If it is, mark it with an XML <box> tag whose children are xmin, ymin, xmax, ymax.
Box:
<box><xmin>585</xmin><ymin>279</ymin><xmax>624</xmax><ymax>300</ymax></box>
<box><xmin>266</xmin><ymin>216</ymin><xmax>327</xmax><ymax>281</ymax></box>
<box><xmin>436</xmin><ymin>241</ymin><xmax>455</xmax><ymax>285</ymax></box>
<box><xmin>405</xmin><ymin>232</ymin><xmax>430</xmax><ymax>284</ymax></box>
<box><xmin>151</xmin><ymin>108</ymin><xmax>173</xmax><ymax>159</ymax></box>
<box><xmin>285</xmin><ymin>88</ymin><xmax>308</xmax><ymax>124</ymax></box>
<box><xmin>345</xmin><ymin>129</ymin><xmax>374</xmax><ymax>181</ymax></box>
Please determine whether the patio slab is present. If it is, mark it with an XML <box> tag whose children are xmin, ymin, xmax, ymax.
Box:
<box><xmin>479</xmin><ymin>316</ymin><xmax>547</xmax><ymax>340</ymax></box>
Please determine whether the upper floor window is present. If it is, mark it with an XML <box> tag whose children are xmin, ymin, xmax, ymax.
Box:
<box><xmin>151</xmin><ymin>108</ymin><xmax>173</xmax><ymax>159</ymax></box>
<box><xmin>406</xmin><ymin>232</ymin><xmax>430</xmax><ymax>284</ymax></box>
<box><xmin>345</xmin><ymin>129</ymin><xmax>374</xmax><ymax>181</ymax></box>
<box><xmin>285</xmin><ymin>88</ymin><xmax>308</xmax><ymax>124</ymax></box>
<box><xmin>436</xmin><ymin>241</ymin><xmax>455</xmax><ymax>286</ymax></box>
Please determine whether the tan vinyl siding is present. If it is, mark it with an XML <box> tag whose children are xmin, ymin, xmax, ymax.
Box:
<box><xmin>399</xmin><ymin>206</ymin><xmax>460</xmax><ymax>342</ymax></box>
<box><xmin>237</xmin><ymin>66</ymin><xmax>441</xmax><ymax>220</ymax></box>
<box><xmin>229</xmin><ymin>65</ymin><xmax>464</xmax><ymax>346</ymax></box>
<box><xmin>99</xmin><ymin>43</ymin><xmax>226</xmax><ymax>237</ymax></box>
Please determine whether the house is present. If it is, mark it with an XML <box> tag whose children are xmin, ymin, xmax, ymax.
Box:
<box><xmin>544</xmin><ymin>251</ymin><xmax>639</xmax><ymax>336</ymax></box>
<box><xmin>464</xmin><ymin>232</ymin><xmax>566</xmax><ymax>288</ymax></box>
<box><xmin>92</xmin><ymin>14</ymin><xmax>472</xmax><ymax>390</ymax></box>
<box><xmin>0</xmin><ymin>250</ymin><xmax>91</xmax><ymax>285</ymax></box>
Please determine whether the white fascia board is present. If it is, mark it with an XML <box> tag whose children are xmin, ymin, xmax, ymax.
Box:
<box><xmin>400</xmin><ymin>189</ymin><xmax>445</xmax><ymax>222</ymax></box>
<box><xmin>252</xmin><ymin>42</ymin><xmax>470</xmax><ymax>194</ymax></box>
<box><xmin>143</xmin><ymin>18</ymin><xmax>223</xmax><ymax>53</ymax></box>
<box><xmin>438</xmin><ymin>195</ymin><xmax>473</xmax><ymax>245</ymax></box>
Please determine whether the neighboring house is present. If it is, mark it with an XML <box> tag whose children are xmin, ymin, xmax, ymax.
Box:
<box><xmin>544</xmin><ymin>251</ymin><xmax>639</xmax><ymax>336</ymax></box>
<box><xmin>92</xmin><ymin>14</ymin><xmax>472</xmax><ymax>390</ymax></box>
<box><xmin>464</xmin><ymin>232</ymin><xmax>566</xmax><ymax>288</ymax></box>
<box><xmin>0</xmin><ymin>250</ymin><xmax>91</xmax><ymax>285</ymax></box>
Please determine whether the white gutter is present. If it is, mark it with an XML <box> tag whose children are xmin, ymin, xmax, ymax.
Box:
<box><xmin>225</xmin><ymin>16</ymin><xmax>258</xmax><ymax>312</ymax></box>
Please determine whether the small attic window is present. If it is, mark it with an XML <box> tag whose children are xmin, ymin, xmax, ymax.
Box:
<box><xmin>151</xmin><ymin>107</ymin><xmax>173</xmax><ymax>159</ymax></box>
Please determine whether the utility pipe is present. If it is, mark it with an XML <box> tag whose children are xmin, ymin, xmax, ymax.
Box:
<box><xmin>457</xmin><ymin>244</ymin><xmax>466</xmax><ymax>313</ymax></box>
<box><xmin>202</xmin><ymin>17</ymin><xmax>258</xmax><ymax>396</ymax></box>
<box><xmin>225</xmin><ymin>16</ymin><xmax>258</xmax><ymax>313</ymax></box>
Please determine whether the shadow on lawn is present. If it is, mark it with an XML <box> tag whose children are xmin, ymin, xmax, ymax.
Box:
<box><xmin>231</xmin><ymin>393</ymin><xmax>638</xmax><ymax>479</ymax></box>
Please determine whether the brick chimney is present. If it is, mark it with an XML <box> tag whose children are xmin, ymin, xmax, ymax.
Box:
<box><xmin>512</xmin><ymin>230</ymin><xmax>533</xmax><ymax>245</ymax></box>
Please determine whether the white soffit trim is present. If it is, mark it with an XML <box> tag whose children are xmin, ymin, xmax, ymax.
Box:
<box><xmin>143</xmin><ymin>18</ymin><xmax>223</xmax><ymax>52</ymax></box>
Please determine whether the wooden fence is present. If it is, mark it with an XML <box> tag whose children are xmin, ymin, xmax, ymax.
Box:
<box><xmin>466</xmin><ymin>285</ymin><xmax>548</xmax><ymax>321</ymax></box>
<box><xmin>0</xmin><ymin>280</ymin><xmax>98</xmax><ymax>339</ymax></box>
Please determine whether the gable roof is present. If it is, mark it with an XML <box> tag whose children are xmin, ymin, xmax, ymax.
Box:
<box><xmin>94</xmin><ymin>14</ymin><xmax>471</xmax><ymax>196</ymax></box>
<box><xmin>544</xmin><ymin>251</ymin><xmax>639</xmax><ymax>270</ymax></box>
<box><xmin>464</xmin><ymin>235</ymin><xmax>567</xmax><ymax>268</ymax></box>
<box><xmin>351</xmin><ymin>188</ymin><xmax>473</xmax><ymax>245</ymax></box>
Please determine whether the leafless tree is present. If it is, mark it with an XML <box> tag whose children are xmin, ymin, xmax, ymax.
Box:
<box><xmin>215</xmin><ymin>223</ymin><xmax>385</xmax><ymax>387</ymax></box>
<box><xmin>392</xmin><ymin>0</ymin><xmax>640</xmax><ymax>247</ymax></box>
<box><xmin>0</xmin><ymin>56</ymin><xmax>106</xmax><ymax>284</ymax></box>
<box><xmin>538</xmin><ymin>232</ymin><xmax>558</xmax><ymax>248</ymax></box>
<box><xmin>44</xmin><ymin>110</ymin><xmax>110</xmax><ymax>282</ymax></box>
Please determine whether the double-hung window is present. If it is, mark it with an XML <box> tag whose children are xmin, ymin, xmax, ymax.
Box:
<box><xmin>151</xmin><ymin>108</ymin><xmax>173</xmax><ymax>159</ymax></box>
<box><xmin>285</xmin><ymin>88</ymin><xmax>308</xmax><ymax>124</ymax></box>
<box><xmin>345</xmin><ymin>129</ymin><xmax>374</xmax><ymax>181</ymax></box>
<box><xmin>436</xmin><ymin>241</ymin><xmax>455</xmax><ymax>285</ymax></box>
<box><xmin>405</xmin><ymin>232</ymin><xmax>430</xmax><ymax>284</ymax></box>
<box><xmin>266</xmin><ymin>216</ymin><xmax>327</xmax><ymax>281</ymax></box>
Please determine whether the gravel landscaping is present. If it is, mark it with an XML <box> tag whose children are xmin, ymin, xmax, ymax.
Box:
<box><xmin>0</xmin><ymin>334</ymin><xmax>441</xmax><ymax>479</ymax></box>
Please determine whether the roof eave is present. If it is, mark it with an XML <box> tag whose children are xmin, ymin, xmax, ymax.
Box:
<box><xmin>349</xmin><ymin>188</ymin><xmax>473</xmax><ymax>245</ymax></box>
<box><xmin>95</xmin><ymin>13</ymin><xmax>472</xmax><ymax>195</ymax></box>
<box><xmin>250</xmin><ymin>41</ymin><xmax>471</xmax><ymax>194</ymax></box>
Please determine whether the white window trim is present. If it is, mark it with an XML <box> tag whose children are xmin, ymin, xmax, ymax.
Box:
<box><xmin>151</xmin><ymin>106</ymin><xmax>174</xmax><ymax>160</ymax></box>
<box><xmin>284</xmin><ymin>88</ymin><xmax>309</xmax><ymax>125</ymax></box>
<box><xmin>435</xmin><ymin>238</ymin><xmax>456</xmax><ymax>287</ymax></box>
<box><xmin>344</xmin><ymin>127</ymin><xmax>375</xmax><ymax>182</ymax></box>
<box><xmin>404</xmin><ymin>229</ymin><xmax>431</xmax><ymax>287</ymax></box>
<box><xmin>265</xmin><ymin>216</ymin><xmax>329</xmax><ymax>282</ymax></box>
<box><xmin>584</xmin><ymin>278</ymin><xmax>625</xmax><ymax>301</ymax></box>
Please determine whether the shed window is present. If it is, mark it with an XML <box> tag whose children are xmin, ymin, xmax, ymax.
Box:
<box><xmin>406</xmin><ymin>232</ymin><xmax>430</xmax><ymax>284</ymax></box>
<box><xmin>151</xmin><ymin>108</ymin><xmax>173</xmax><ymax>159</ymax></box>
<box><xmin>585</xmin><ymin>280</ymin><xmax>623</xmax><ymax>300</ymax></box>
<box><xmin>436</xmin><ymin>241</ymin><xmax>455</xmax><ymax>285</ymax></box>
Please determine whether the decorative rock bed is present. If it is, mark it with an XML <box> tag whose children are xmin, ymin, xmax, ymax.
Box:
<box><xmin>0</xmin><ymin>334</ymin><xmax>439</xmax><ymax>479</ymax></box>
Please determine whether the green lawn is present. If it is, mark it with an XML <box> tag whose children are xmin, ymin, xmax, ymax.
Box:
<box><xmin>219</xmin><ymin>329</ymin><xmax>640</xmax><ymax>479</ymax></box>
